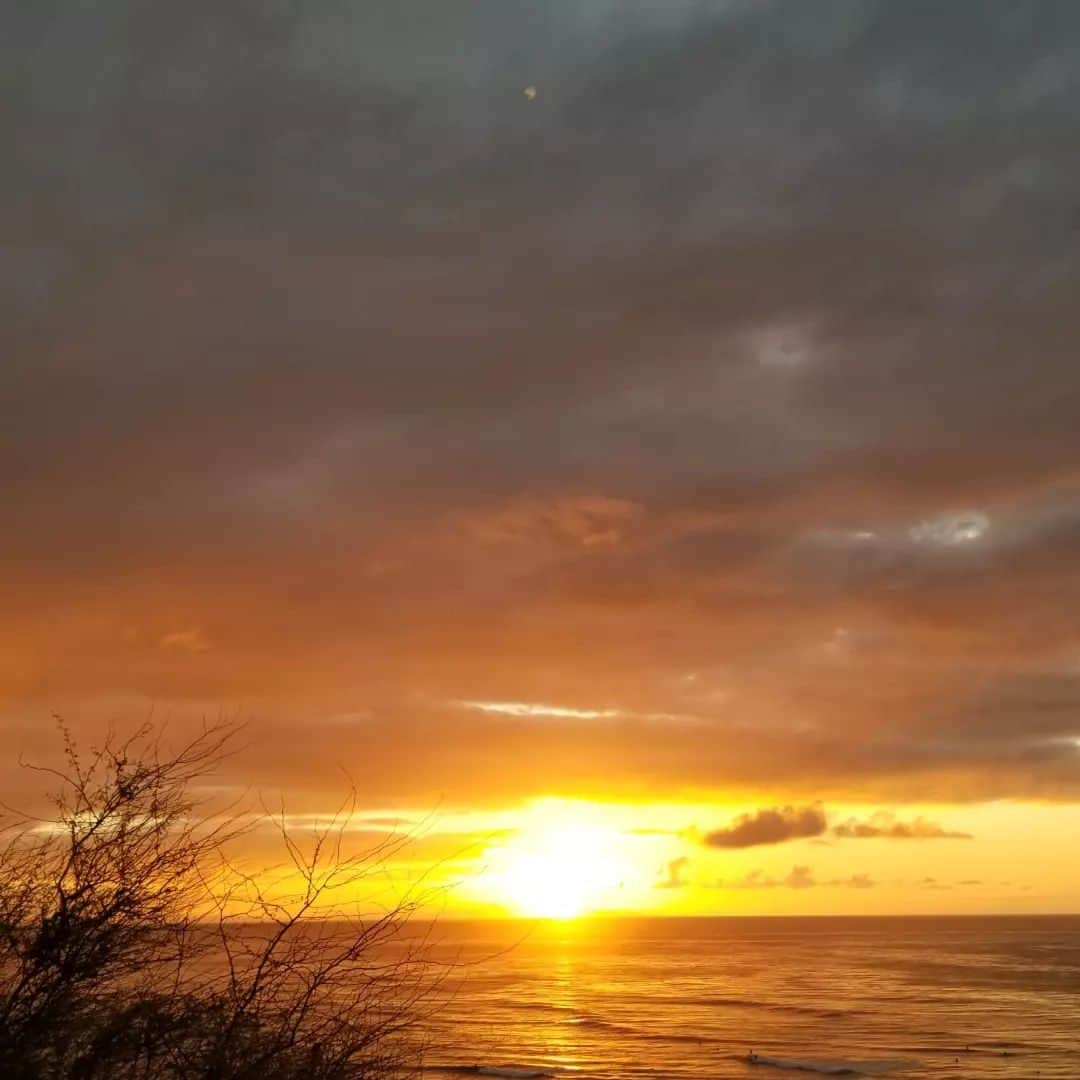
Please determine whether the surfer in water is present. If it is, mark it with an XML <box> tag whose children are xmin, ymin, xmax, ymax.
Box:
<box><xmin>747</xmin><ymin>1050</ymin><xmax>759</xmax><ymax>1065</ymax></box>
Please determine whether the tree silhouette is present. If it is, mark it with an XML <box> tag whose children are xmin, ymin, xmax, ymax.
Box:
<box><xmin>0</xmin><ymin>721</ymin><xmax>443</xmax><ymax>1079</ymax></box>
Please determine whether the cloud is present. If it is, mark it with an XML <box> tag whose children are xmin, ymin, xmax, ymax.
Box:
<box><xmin>783</xmin><ymin>865</ymin><xmax>816</xmax><ymax>890</ymax></box>
<box><xmin>920</xmin><ymin>877</ymin><xmax>952</xmax><ymax>891</ymax></box>
<box><xmin>718</xmin><ymin>866</ymin><xmax>874</xmax><ymax>890</ymax></box>
<box><xmin>457</xmin><ymin>701</ymin><xmax>623</xmax><ymax>721</ymax></box>
<box><xmin>832</xmin><ymin>812</ymin><xmax>973</xmax><ymax>840</ymax></box>
<box><xmin>459</xmin><ymin>496</ymin><xmax>643</xmax><ymax>549</ymax></box>
<box><xmin>656</xmin><ymin>856</ymin><xmax>689</xmax><ymax>890</ymax></box>
<box><xmin>717</xmin><ymin>868</ymin><xmax>804</xmax><ymax>890</ymax></box>
<box><xmin>5</xmin><ymin>0</ymin><xmax>1080</xmax><ymax>805</ymax></box>
<box><xmin>829</xmin><ymin>873</ymin><xmax>875</xmax><ymax>890</ymax></box>
<box><xmin>158</xmin><ymin>628</ymin><xmax>211</xmax><ymax>654</ymax></box>
<box><xmin>702</xmin><ymin>805</ymin><xmax>827</xmax><ymax>849</ymax></box>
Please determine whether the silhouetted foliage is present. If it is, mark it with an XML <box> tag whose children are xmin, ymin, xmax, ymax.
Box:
<box><xmin>0</xmin><ymin>723</ymin><xmax>440</xmax><ymax>1079</ymax></box>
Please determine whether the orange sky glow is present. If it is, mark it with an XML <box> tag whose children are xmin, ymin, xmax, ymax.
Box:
<box><xmin>6</xmin><ymin>1</ymin><xmax>1080</xmax><ymax>921</ymax></box>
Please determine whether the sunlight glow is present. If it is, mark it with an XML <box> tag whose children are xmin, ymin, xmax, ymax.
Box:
<box><xmin>482</xmin><ymin>819</ymin><xmax>632</xmax><ymax>919</ymax></box>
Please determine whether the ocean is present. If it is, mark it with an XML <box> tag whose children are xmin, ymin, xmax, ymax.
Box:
<box><xmin>417</xmin><ymin>916</ymin><xmax>1080</xmax><ymax>1079</ymax></box>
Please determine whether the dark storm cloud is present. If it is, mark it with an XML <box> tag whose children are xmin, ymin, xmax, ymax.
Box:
<box><xmin>5</xmin><ymin>1</ymin><xmax>1080</xmax><ymax>800</ymax></box>
<box><xmin>832</xmin><ymin>813</ymin><xmax>973</xmax><ymax>840</ymax></box>
<box><xmin>702</xmin><ymin>806</ymin><xmax>827</xmax><ymax>849</ymax></box>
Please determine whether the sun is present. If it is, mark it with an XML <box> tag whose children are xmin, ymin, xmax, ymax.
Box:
<box><xmin>483</xmin><ymin>821</ymin><xmax>629</xmax><ymax>919</ymax></box>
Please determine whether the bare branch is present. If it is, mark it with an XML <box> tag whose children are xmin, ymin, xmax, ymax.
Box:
<box><xmin>0</xmin><ymin>722</ymin><xmax>439</xmax><ymax>1080</ymax></box>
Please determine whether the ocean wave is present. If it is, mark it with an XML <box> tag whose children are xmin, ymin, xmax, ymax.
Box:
<box><xmin>510</xmin><ymin>1001</ymin><xmax>578</xmax><ymax>1014</ymax></box>
<box><xmin>518</xmin><ymin>997</ymin><xmax>853</xmax><ymax>1044</ymax></box>
<box><xmin>474</xmin><ymin>1070</ymin><xmax>552</xmax><ymax>1079</ymax></box>
<box><xmin>639</xmin><ymin>1030</ymin><xmax>725</xmax><ymax>1045</ymax></box>
<box><xmin>746</xmin><ymin>1054</ymin><xmax>915</xmax><ymax>1076</ymax></box>
<box><xmin>516</xmin><ymin>993</ymin><xmax>852</xmax><ymax>1021</ymax></box>
<box><xmin>897</xmin><ymin>1041</ymin><xmax>1024</xmax><ymax>1055</ymax></box>
<box><xmin>435</xmin><ymin>1068</ymin><xmax>554</xmax><ymax>1079</ymax></box>
<box><xmin>675</xmin><ymin>995</ymin><xmax>855</xmax><ymax>1019</ymax></box>
<box><xmin>562</xmin><ymin>1014</ymin><xmax>637</xmax><ymax>1034</ymax></box>
<box><xmin>560</xmin><ymin>1012</ymin><xmax>722</xmax><ymax>1044</ymax></box>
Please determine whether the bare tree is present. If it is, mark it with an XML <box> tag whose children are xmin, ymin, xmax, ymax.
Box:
<box><xmin>0</xmin><ymin>722</ymin><xmax>445</xmax><ymax>1080</ymax></box>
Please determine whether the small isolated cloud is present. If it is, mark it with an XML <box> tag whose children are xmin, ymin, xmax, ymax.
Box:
<box><xmin>828</xmin><ymin>873</ymin><xmax>875</xmax><ymax>890</ymax></box>
<box><xmin>784</xmin><ymin>865</ymin><xmax>816</xmax><ymax>890</ymax></box>
<box><xmin>656</xmin><ymin>855</ymin><xmax>689</xmax><ymax>890</ymax></box>
<box><xmin>719</xmin><ymin>866</ymin><xmax>874</xmax><ymax>891</ymax></box>
<box><xmin>832</xmin><ymin>812</ymin><xmax>972</xmax><ymax>840</ymax></box>
<box><xmin>159</xmin><ymin>628</ymin><xmax>210</xmax><ymax>654</ymax></box>
<box><xmin>720</xmin><ymin>865</ymin><xmax>815</xmax><ymax>890</ymax></box>
<box><xmin>920</xmin><ymin>877</ymin><xmax>952</xmax><ymax>891</ymax></box>
<box><xmin>355</xmin><ymin>815</ymin><xmax>416</xmax><ymax>830</ymax></box>
<box><xmin>455</xmin><ymin>700</ymin><xmax>699</xmax><ymax>727</ymax></box>
<box><xmin>702</xmin><ymin>805</ymin><xmax>826</xmax><ymax>849</ymax></box>
<box><xmin>457</xmin><ymin>700</ymin><xmax>622</xmax><ymax>721</ymax></box>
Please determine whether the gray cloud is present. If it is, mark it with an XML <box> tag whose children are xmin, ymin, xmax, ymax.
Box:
<box><xmin>5</xmin><ymin>1</ymin><xmax>1080</xmax><ymax>802</ymax></box>
<box><xmin>702</xmin><ymin>805</ymin><xmax>827</xmax><ymax>849</ymax></box>
<box><xmin>792</xmin><ymin>485</ymin><xmax>1080</xmax><ymax>590</ymax></box>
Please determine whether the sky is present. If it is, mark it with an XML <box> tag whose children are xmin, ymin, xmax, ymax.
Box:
<box><xmin>5</xmin><ymin>0</ymin><xmax>1080</xmax><ymax>917</ymax></box>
